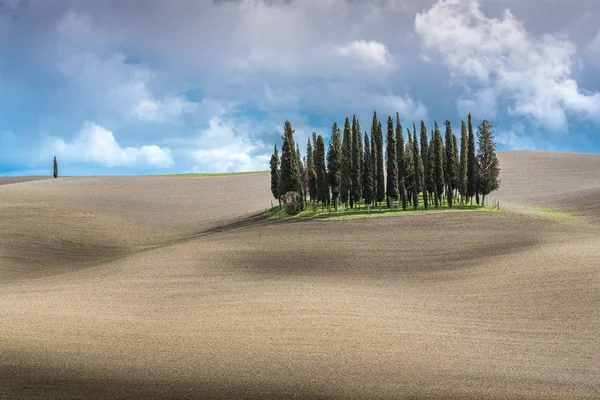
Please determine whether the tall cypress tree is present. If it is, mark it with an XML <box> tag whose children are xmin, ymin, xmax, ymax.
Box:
<box><xmin>412</xmin><ymin>131</ymin><xmax>421</xmax><ymax>209</ymax></box>
<box><xmin>433</xmin><ymin>122</ymin><xmax>445</xmax><ymax>207</ymax></box>
<box><xmin>405</xmin><ymin>130</ymin><xmax>414</xmax><ymax>206</ymax></box>
<box><xmin>385</xmin><ymin>116</ymin><xmax>398</xmax><ymax>207</ymax></box>
<box><xmin>363</xmin><ymin>132</ymin><xmax>374</xmax><ymax>207</ymax></box>
<box><xmin>327</xmin><ymin>122</ymin><xmax>342</xmax><ymax>211</ymax></box>
<box><xmin>307</xmin><ymin>138</ymin><xmax>317</xmax><ymax>203</ymax></box>
<box><xmin>476</xmin><ymin>119</ymin><xmax>501</xmax><ymax>207</ymax></box>
<box><xmin>396</xmin><ymin>114</ymin><xmax>406</xmax><ymax>210</ymax></box>
<box><xmin>315</xmin><ymin>135</ymin><xmax>328</xmax><ymax>209</ymax></box>
<box><xmin>376</xmin><ymin>121</ymin><xmax>385</xmax><ymax>206</ymax></box>
<box><xmin>452</xmin><ymin>133</ymin><xmax>460</xmax><ymax>199</ymax></box>
<box><xmin>467</xmin><ymin>113</ymin><xmax>477</xmax><ymax>204</ymax></box>
<box><xmin>419</xmin><ymin>121</ymin><xmax>429</xmax><ymax>210</ymax></box>
<box><xmin>296</xmin><ymin>143</ymin><xmax>305</xmax><ymax>207</ymax></box>
<box><xmin>270</xmin><ymin>145</ymin><xmax>280</xmax><ymax>208</ymax></box>
<box><xmin>428</xmin><ymin>133</ymin><xmax>437</xmax><ymax>207</ymax></box>
<box><xmin>370</xmin><ymin>112</ymin><xmax>379</xmax><ymax>206</ymax></box>
<box><xmin>341</xmin><ymin>117</ymin><xmax>352</xmax><ymax>208</ymax></box>
<box><xmin>444</xmin><ymin>120</ymin><xmax>456</xmax><ymax>208</ymax></box>
<box><xmin>459</xmin><ymin>121</ymin><xmax>468</xmax><ymax>204</ymax></box>
<box><xmin>279</xmin><ymin>121</ymin><xmax>302</xmax><ymax>198</ymax></box>
<box><xmin>352</xmin><ymin>118</ymin><xmax>363</xmax><ymax>208</ymax></box>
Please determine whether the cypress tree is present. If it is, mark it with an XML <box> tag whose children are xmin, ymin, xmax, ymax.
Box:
<box><xmin>370</xmin><ymin>112</ymin><xmax>379</xmax><ymax>206</ymax></box>
<box><xmin>279</xmin><ymin>121</ymin><xmax>302</xmax><ymax>198</ymax></box>
<box><xmin>376</xmin><ymin>121</ymin><xmax>385</xmax><ymax>206</ymax></box>
<box><xmin>270</xmin><ymin>145</ymin><xmax>280</xmax><ymax>208</ymax></box>
<box><xmin>53</xmin><ymin>156</ymin><xmax>58</xmax><ymax>179</ymax></box>
<box><xmin>405</xmin><ymin>130</ymin><xmax>414</xmax><ymax>206</ymax></box>
<box><xmin>363</xmin><ymin>132</ymin><xmax>374</xmax><ymax>207</ymax></box>
<box><xmin>419</xmin><ymin>121</ymin><xmax>429</xmax><ymax>210</ymax></box>
<box><xmin>433</xmin><ymin>122</ymin><xmax>445</xmax><ymax>207</ymax></box>
<box><xmin>385</xmin><ymin>116</ymin><xmax>398</xmax><ymax>208</ymax></box>
<box><xmin>444</xmin><ymin>120</ymin><xmax>455</xmax><ymax>208</ymax></box>
<box><xmin>467</xmin><ymin>113</ymin><xmax>477</xmax><ymax>204</ymax></box>
<box><xmin>459</xmin><ymin>121</ymin><xmax>468</xmax><ymax>204</ymax></box>
<box><xmin>315</xmin><ymin>135</ymin><xmax>328</xmax><ymax>209</ymax></box>
<box><xmin>428</xmin><ymin>133</ymin><xmax>437</xmax><ymax>207</ymax></box>
<box><xmin>327</xmin><ymin>122</ymin><xmax>342</xmax><ymax>211</ymax></box>
<box><xmin>352</xmin><ymin>118</ymin><xmax>363</xmax><ymax>208</ymax></box>
<box><xmin>296</xmin><ymin>143</ymin><xmax>305</xmax><ymax>207</ymax></box>
<box><xmin>452</xmin><ymin>133</ymin><xmax>460</xmax><ymax>199</ymax></box>
<box><xmin>412</xmin><ymin>131</ymin><xmax>421</xmax><ymax>209</ymax></box>
<box><xmin>476</xmin><ymin>119</ymin><xmax>501</xmax><ymax>207</ymax></box>
<box><xmin>341</xmin><ymin>117</ymin><xmax>352</xmax><ymax>208</ymax></box>
<box><xmin>396</xmin><ymin>114</ymin><xmax>406</xmax><ymax>210</ymax></box>
<box><xmin>307</xmin><ymin>138</ymin><xmax>318</xmax><ymax>203</ymax></box>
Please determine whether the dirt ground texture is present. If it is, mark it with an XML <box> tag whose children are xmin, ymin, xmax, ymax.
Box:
<box><xmin>1</xmin><ymin>151</ymin><xmax>599</xmax><ymax>399</ymax></box>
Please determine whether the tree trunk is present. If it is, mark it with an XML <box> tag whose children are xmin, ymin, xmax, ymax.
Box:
<box><xmin>482</xmin><ymin>194</ymin><xmax>486</xmax><ymax>207</ymax></box>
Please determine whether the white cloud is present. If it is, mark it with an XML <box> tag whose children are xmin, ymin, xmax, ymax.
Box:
<box><xmin>50</xmin><ymin>122</ymin><xmax>174</xmax><ymax>168</ymax></box>
<box><xmin>494</xmin><ymin>123</ymin><xmax>537</xmax><ymax>150</ymax></box>
<box><xmin>335</xmin><ymin>40</ymin><xmax>392</xmax><ymax>67</ymax></box>
<box><xmin>415</xmin><ymin>0</ymin><xmax>600</xmax><ymax>130</ymax></box>
<box><xmin>191</xmin><ymin>117</ymin><xmax>269</xmax><ymax>173</ymax></box>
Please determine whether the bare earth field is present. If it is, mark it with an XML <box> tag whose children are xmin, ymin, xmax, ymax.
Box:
<box><xmin>1</xmin><ymin>151</ymin><xmax>599</xmax><ymax>399</ymax></box>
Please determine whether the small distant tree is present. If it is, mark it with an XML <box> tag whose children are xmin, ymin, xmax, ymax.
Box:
<box><xmin>351</xmin><ymin>118</ymin><xmax>363</xmax><ymax>208</ymax></box>
<box><xmin>467</xmin><ymin>113</ymin><xmax>477</xmax><ymax>204</ymax></box>
<box><xmin>315</xmin><ymin>135</ymin><xmax>329</xmax><ymax>209</ymax></box>
<box><xmin>396</xmin><ymin>114</ymin><xmax>407</xmax><ymax>210</ymax></box>
<box><xmin>459</xmin><ymin>120</ymin><xmax>468</xmax><ymax>204</ymax></box>
<box><xmin>385</xmin><ymin>116</ymin><xmax>398</xmax><ymax>208</ymax></box>
<box><xmin>269</xmin><ymin>145</ymin><xmax>280</xmax><ymax>208</ymax></box>
<box><xmin>327</xmin><ymin>122</ymin><xmax>343</xmax><ymax>211</ymax></box>
<box><xmin>363</xmin><ymin>132</ymin><xmax>374</xmax><ymax>207</ymax></box>
<box><xmin>476</xmin><ymin>119</ymin><xmax>501</xmax><ymax>206</ymax></box>
<box><xmin>341</xmin><ymin>117</ymin><xmax>352</xmax><ymax>208</ymax></box>
<box><xmin>53</xmin><ymin>156</ymin><xmax>58</xmax><ymax>179</ymax></box>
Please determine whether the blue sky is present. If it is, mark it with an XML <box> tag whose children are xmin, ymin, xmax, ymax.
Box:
<box><xmin>1</xmin><ymin>0</ymin><xmax>600</xmax><ymax>176</ymax></box>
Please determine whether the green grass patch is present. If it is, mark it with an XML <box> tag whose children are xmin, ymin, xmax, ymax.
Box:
<box><xmin>519</xmin><ymin>206</ymin><xmax>578</xmax><ymax>220</ymax></box>
<box><xmin>145</xmin><ymin>170</ymin><xmax>268</xmax><ymax>178</ymax></box>
<box><xmin>131</xmin><ymin>244</ymin><xmax>159</xmax><ymax>251</ymax></box>
<box><xmin>265</xmin><ymin>198</ymin><xmax>502</xmax><ymax>221</ymax></box>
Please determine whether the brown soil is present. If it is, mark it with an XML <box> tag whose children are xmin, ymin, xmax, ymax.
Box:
<box><xmin>1</xmin><ymin>152</ymin><xmax>599</xmax><ymax>399</ymax></box>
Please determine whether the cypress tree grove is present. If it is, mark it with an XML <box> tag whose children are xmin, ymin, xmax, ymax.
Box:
<box><xmin>352</xmin><ymin>118</ymin><xmax>363</xmax><ymax>208</ymax></box>
<box><xmin>412</xmin><ymin>131</ymin><xmax>422</xmax><ymax>209</ymax></box>
<box><xmin>433</xmin><ymin>122</ymin><xmax>445</xmax><ymax>207</ymax></box>
<box><xmin>467</xmin><ymin>113</ymin><xmax>477</xmax><ymax>204</ymax></box>
<box><xmin>452</xmin><ymin>133</ymin><xmax>460</xmax><ymax>199</ymax></box>
<box><xmin>459</xmin><ymin>121</ymin><xmax>468</xmax><ymax>204</ymax></box>
<box><xmin>444</xmin><ymin>120</ymin><xmax>456</xmax><ymax>208</ymax></box>
<box><xmin>376</xmin><ymin>121</ymin><xmax>385</xmax><ymax>206</ymax></box>
<box><xmin>341</xmin><ymin>117</ymin><xmax>352</xmax><ymax>208</ymax></box>
<box><xmin>307</xmin><ymin>138</ymin><xmax>318</xmax><ymax>202</ymax></box>
<box><xmin>270</xmin><ymin>145</ymin><xmax>280</xmax><ymax>208</ymax></box>
<box><xmin>476</xmin><ymin>119</ymin><xmax>501</xmax><ymax>207</ymax></box>
<box><xmin>315</xmin><ymin>135</ymin><xmax>329</xmax><ymax>209</ymax></box>
<box><xmin>396</xmin><ymin>114</ymin><xmax>406</xmax><ymax>210</ymax></box>
<box><xmin>53</xmin><ymin>156</ymin><xmax>58</xmax><ymax>179</ymax></box>
<box><xmin>385</xmin><ymin>116</ymin><xmax>398</xmax><ymax>208</ymax></box>
<box><xmin>279</xmin><ymin>121</ymin><xmax>302</xmax><ymax>199</ymax></box>
<box><xmin>363</xmin><ymin>132</ymin><xmax>374</xmax><ymax>207</ymax></box>
<box><xmin>419</xmin><ymin>121</ymin><xmax>429</xmax><ymax>210</ymax></box>
<box><xmin>327</xmin><ymin>122</ymin><xmax>342</xmax><ymax>211</ymax></box>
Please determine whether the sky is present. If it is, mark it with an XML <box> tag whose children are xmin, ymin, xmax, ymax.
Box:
<box><xmin>1</xmin><ymin>0</ymin><xmax>599</xmax><ymax>176</ymax></box>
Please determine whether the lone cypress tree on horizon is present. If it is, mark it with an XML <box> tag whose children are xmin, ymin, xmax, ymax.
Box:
<box><xmin>444</xmin><ymin>120</ymin><xmax>456</xmax><ymax>208</ymax></box>
<box><xmin>363</xmin><ymin>132</ymin><xmax>374</xmax><ymax>208</ymax></box>
<box><xmin>385</xmin><ymin>116</ymin><xmax>398</xmax><ymax>208</ymax></box>
<box><xmin>279</xmin><ymin>121</ymin><xmax>302</xmax><ymax>200</ymax></box>
<box><xmin>419</xmin><ymin>121</ymin><xmax>429</xmax><ymax>210</ymax></box>
<box><xmin>467</xmin><ymin>113</ymin><xmax>477</xmax><ymax>204</ymax></box>
<box><xmin>53</xmin><ymin>156</ymin><xmax>58</xmax><ymax>179</ymax></box>
<box><xmin>270</xmin><ymin>145</ymin><xmax>280</xmax><ymax>208</ymax></box>
<box><xmin>315</xmin><ymin>134</ymin><xmax>328</xmax><ymax>209</ymax></box>
<box><xmin>459</xmin><ymin>120</ymin><xmax>468</xmax><ymax>204</ymax></box>
<box><xmin>433</xmin><ymin>122</ymin><xmax>445</xmax><ymax>208</ymax></box>
<box><xmin>341</xmin><ymin>117</ymin><xmax>352</xmax><ymax>208</ymax></box>
<box><xmin>351</xmin><ymin>117</ymin><xmax>363</xmax><ymax>208</ymax></box>
<box><xmin>396</xmin><ymin>114</ymin><xmax>407</xmax><ymax>210</ymax></box>
<box><xmin>477</xmin><ymin>119</ymin><xmax>501</xmax><ymax>207</ymax></box>
<box><xmin>327</xmin><ymin>122</ymin><xmax>343</xmax><ymax>211</ymax></box>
